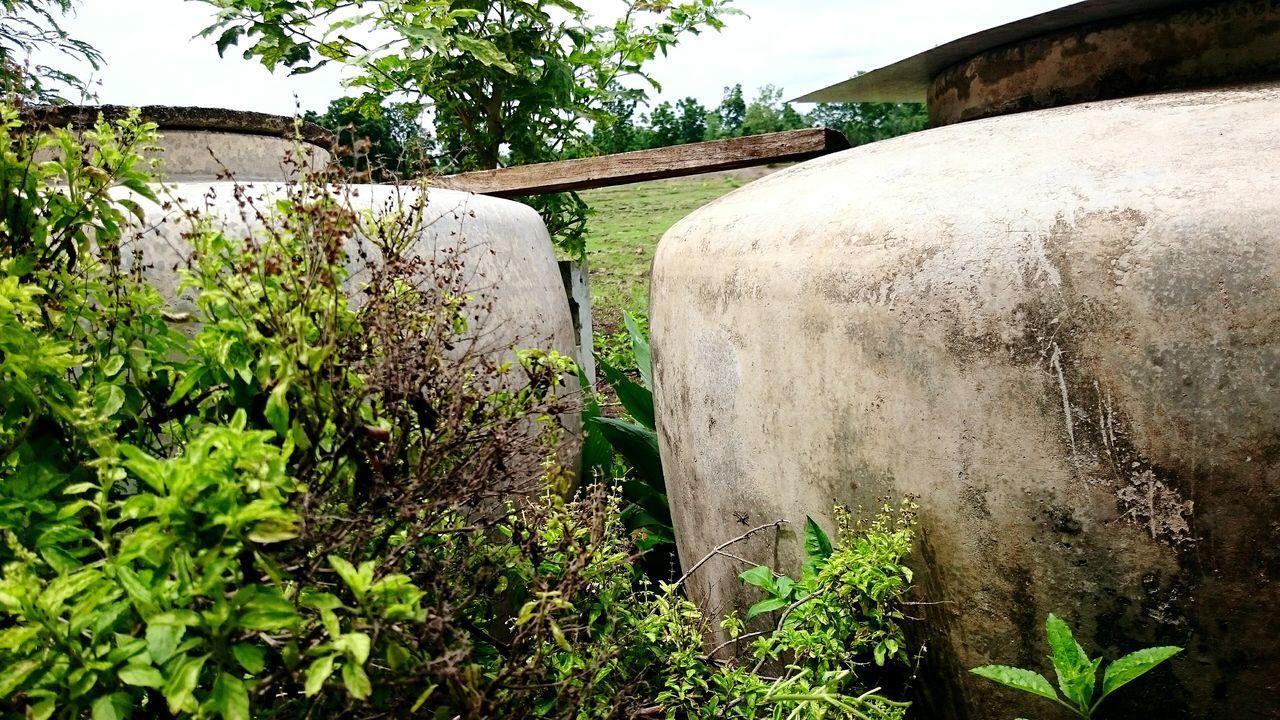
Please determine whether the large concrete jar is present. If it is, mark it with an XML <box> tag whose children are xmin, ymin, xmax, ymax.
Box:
<box><xmin>650</xmin><ymin>2</ymin><xmax>1280</xmax><ymax>718</ymax></box>
<box><xmin>36</xmin><ymin>106</ymin><xmax>580</xmax><ymax>477</ymax></box>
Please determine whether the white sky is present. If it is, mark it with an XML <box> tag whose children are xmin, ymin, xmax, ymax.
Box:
<box><xmin>46</xmin><ymin>0</ymin><xmax>1069</xmax><ymax>114</ymax></box>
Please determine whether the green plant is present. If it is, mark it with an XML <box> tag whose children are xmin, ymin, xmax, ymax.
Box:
<box><xmin>0</xmin><ymin>0</ymin><xmax>101</xmax><ymax>102</ymax></box>
<box><xmin>580</xmin><ymin>311</ymin><xmax>671</xmax><ymax>558</ymax></box>
<box><xmin>972</xmin><ymin>614</ymin><xmax>1182</xmax><ymax>718</ymax></box>
<box><xmin>732</xmin><ymin>502</ymin><xmax>917</xmax><ymax>673</ymax></box>
<box><xmin>198</xmin><ymin>0</ymin><xmax>739</xmax><ymax>259</ymax></box>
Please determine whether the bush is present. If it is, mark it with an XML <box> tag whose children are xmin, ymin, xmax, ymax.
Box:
<box><xmin>0</xmin><ymin>106</ymin><xmax>921</xmax><ymax>719</ymax></box>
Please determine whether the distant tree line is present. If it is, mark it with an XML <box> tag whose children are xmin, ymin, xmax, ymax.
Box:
<box><xmin>306</xmin><ymin>84</ymin><xmax>928</xmax><ymax>183</ymax></box>
<box><xmin>588</xmin><ymin>83</ymin><xmax>928</xmax><ymax>154</ymax></box>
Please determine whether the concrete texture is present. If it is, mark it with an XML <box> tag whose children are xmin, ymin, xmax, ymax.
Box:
<box><xmin>929</xmin><ymin>0</ymin><xmax>1280</xmax><ymax>125</ymax></box>
<box><xmin>650</xmin><ymin>82</ymin><xmax>1280</xmax><ymax>718</ymax></box>
<box><xmin>27</xmin><ymin>105</ymin><xmax>333</xmax><ymax>182</ymax></box>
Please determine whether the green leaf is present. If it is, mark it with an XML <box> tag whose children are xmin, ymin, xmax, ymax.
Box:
<box><xmin>623</xmin><ymin>311</ymin><xmax>652</xmax><ymax>388</ymax></box>
<box><xmin>1100</xmin><ymin>646</ymin><xmax>1183</xmax><ymax>702</ymax></box>
<box><xmin>328</xmin><ymin>555</ymin><xmax>371</xmax><ymax>601</ymax></box>
<box><xmin>336</xmin><ymin>632</ymin><xmax>372</xmax><ymax>665</ymax></box>
<box><xmin>738</xmin><ymin>565</ymin><xmax>775</xmax><ymax>593</ymax></box>
<box><xmin>211</xmin><ymin>672</ymin><xmax>250</xmax><ymax>720</ymax></box>
<box><xmin>744</xmin><ymin>596</ymin><xmax>788</xmax><ymax>621</ymax></box>
<box><xmin>232</xmin><ymin>643</ymin><xmax>267</xmax><ymax>674</ymax></box>
<box><xmin>118</xmin><ymin>664</ymin><xmax>164</xmax><ymax>688</ymax></box>
<box><xmin>234</xmin><ymin>586</ymin><xmax>296</xmax><ymax>630</ymax></box>
<box><xmin>0</xmin><ymin>658</ymin><xmax>41</xmax><ymax>699</ymax></box>
<box><xmin>93</xmin><ymin>384</ymin><xmax>126</xmax><ymax>417</ymax></box>
<box><xmin>452</xmin><ymin>35</ymin><xmax>517</xmax><ymax>73</ymax></box>
<box><xmin>342</xmin><ymin>660</ymin><xmax>372</xmax><ymax>700</ymax></box>
<box><xmin>145</xmin><ymin>623</ymin><xmax>183</xmax><ymax>665</ymax></box>
<box><xmin>265</xmin><ymin>380</ymin><xmax>289</xmax><ymax>435</ymax></box>
<box><xmin>971</xmin><ymin>665</ymin><xmax>1061</xmax><ymax>703</ymax></box>
<box><xmin>167</xmin><ymin>367</ymin><xmax>205</xmax><ymax>405</ymax></box>
<box><xmin>596</xmin><ymin>357</ymin><xmax>654</xmax><ymax>429</ymax></box>
<box><xmin>162</xmin><ymin>653</ymin><xmax>208</xmax><ymax>715</ymax></box>
<box><xmin>91</xmin><ymin>693</ymin><xmax>131</xmax><ymax>720</ymax></box>
<box><xmin>120</xmin><ymin>444</ymin><xmax>167</xmax><ymax>493</ymax></box>
<box><xmin>410</xmin><ymin>684</ymin><xmax>437</xmax><ymax>713</ymax></box>
<box><xmin>246</xmin><ymin>518</ymin><xmax>298</xmax><ymax>544</ymax></box>
<box><xmin>577</xmin><ymin>372</ymin><xmax>613</xmax><ymax>483</ymax></box>
<box><xmin>1045</xmin><ymin>613</ymin><xmax>1096</xmax><ymax>711</ymax></box>
<box><xmin>592</xmin><ymin>417</ymin><xmax>663</xmax><ymax>491</ymax></box>
<box><xmin>802</xmin><ymin>516</ymin><xmax>833</xmax><ymax>572</ymax></box>
<box><xmin>304</xmin><ymin>655</ymin><xmax>335</xmax><ymax>697</ymax></box>
<box><xmin>102</xmin><ymin>354</ymin><xmax>125</xmax><ymax>377</ymax></box>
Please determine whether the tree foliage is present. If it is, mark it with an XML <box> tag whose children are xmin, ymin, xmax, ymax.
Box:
<box><xmin>199</xmin><ymin>0</ymin><xmax>739</xmax><ymax>259</ymax></box>
<box><xmin>0</xmin><ymin>0</ymin><xmax>101</xmax><ymax>102</ymax></box>
<box><xmin>590</xmin><ymin>81</ymin><xmax>928</xmax><ymax>154</ymax></box>
<box><xmin>303</xmin><ymin>95</ymin><xmax>432</xmax><ymax>182</ymax></box>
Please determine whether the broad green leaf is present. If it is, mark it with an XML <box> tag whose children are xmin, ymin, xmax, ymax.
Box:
<box><xmin>234</xmin><ymin>586</ymin><xmax>296</xmax><ymax>630</ymax></box>
<box><xmin>101</xmin><ymin>354</ymin><xmax>125</xmax><ymax>377</ymax></box>
<box><xmin>1100</xmin><ymin>646</ymin><xmax>1183</xmax><ymax>701</ymax></box>
<box><xmin>0</xmin><ymin>658</ymin><xmax>41</xmax><ymax>699</ymax></box>
<box><xmin>328</xmin><ymin>555</ymin><xmax>370</xmax><ymax>600</ymax></box>
<box><xmin>620</xmin><ymin>479</ymin><xmax>670</xmax><ymax>522</ymax></box>
<box><xmin>624</xmin><ymin>311</ymin><xmax>652</xmax><ymax>388</ymax></box>
<box><xmin>120</xmin><ymin>445</ymin><xmax>166</xmax><ymax>493</ymax></box>
<box><xmin>162</xmin><ymin>653</ymin><xmax>208</xmax><ymax>715</ymax></box>
<box><xmin>744</xmin><ymin>597</ymin><xmax>788</xmax><ymax>621</ymax></box>
<box><xmin>1045</xmin><ymin>613</ymin><xmax>1096</xmax><ymax>711</ymax></box>
<box><xmin>971</xmin><ymin>665</ymin><xmax>1061</xmax><ymax>703</ymax></box>
<box><xmin>342</xmin><ymin>661</ymin><xmax>372</xmax><ymax>700</ymax></box>
<box><xmin>304</xmin><ymin>655</ymin><xmax>336</xmax><ymax>697</ymax></box>
<box><xmin>452</xmin><ymin>35</ymin><xmax>517</xmax><ymax>73</ymax></box>
<box><xmin>93</xmin><ymin>384</ymin><xmax>125</xmax><ymax>417</ymax></box>
<box><xmin>265</xmin><ymin>380</ymin><xmax>289</xmax><ymax>435</ymax></box>
<box><xmin>246</xmin><ymin>518</ymin><xmax>298</xmax><ymax>544</ymax></box>
<box><xmin>232</xmin><ymin>643</ymin><xmax>267</xmax><ymax>674</ymax></box>
<box><xmin>596</xmin><ymin>357</ymin><xmax>654</xmax><ymax>429</ymax></box>
<box><xmin>145</xmin><ymin>623</ymin><xmax>183</xmax><ymax>665</ymax></box>
<box><xmin>774</xmin><ymin>576</ymin><xmax>795</xmax><ymax>599</ymax></box>
<box><xmin>0</xmin><ymin>625</ymin><xmax>38</xmax><ymax>651</ymax></box>
<box><xmin>593</xmin><ymin>417</ymin><xmax>663</xmax><ymax>490</ymax></box>
<box><xmin>118</xmin><ymin>664</ymin><xmax>164</xmax><ymax>688</ymax></box>
<box><xmin>166</xmin><ymin>367</ymin><xmax>205</xmax><ymax>406</ymax></box>
<box><xmin>336</xmin><ymin>632</ymin><xmax>372</xmax><ymax>665</ymax></box>
<box><xmin>802</xmin><ymin>516</ymin><xmax>833</xmax><ymax>570</ymax></box>
<box><xmin>91</xmin><ymin>693</ymin><xmax>130</xmax><ymax>720</ymax></box>
<box><xmin>738</xmin><ymin>565</ymin><xmax>775</xmax><ymax>593</ymax></box>
<box><xmin>211</xmin><ymin>672</ymin><xmax>250</xmax><ymax>720</ymax></box>
<box><xmin>576</xmin><ymin>372</ymin><xmax>613</xmax><ymax>483</ymax></box>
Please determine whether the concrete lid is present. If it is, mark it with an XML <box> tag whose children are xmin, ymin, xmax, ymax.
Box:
<box><xmin>21</xmin><ymin>105</ymin><xmax>334</xmax><ymax>150</ymax></box>
<box><xmin>793</xmin><ymin>0</ymin><xmax>1210</xmax><ymax>103</ymax></box>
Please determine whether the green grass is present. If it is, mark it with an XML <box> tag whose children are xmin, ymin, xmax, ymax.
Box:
<box><xmin>581</xmin><ymin>174</ymin><xmax>747</xmax><ymax>332</ymax></box>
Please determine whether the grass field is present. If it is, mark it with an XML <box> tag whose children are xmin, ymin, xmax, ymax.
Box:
<box><xmin>580</xmin><ymin>173</ymin><xmax>753</xmax><ymax>333</ymax></box>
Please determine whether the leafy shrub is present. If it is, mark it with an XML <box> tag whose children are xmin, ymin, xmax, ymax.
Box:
<box><xmin>0</xmin><ymin>106</ymin><xmax>922</xmax><ymax>719</ymax></box>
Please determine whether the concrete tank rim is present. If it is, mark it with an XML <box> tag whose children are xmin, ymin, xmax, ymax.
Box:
<box><xmin>21</xmin><ymin>104</ymin><xmax>335</xmax><ymax>151</ymax></box>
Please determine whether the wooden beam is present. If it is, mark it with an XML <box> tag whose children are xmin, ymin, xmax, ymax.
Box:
<box><xmin>434</xmin><ymin>128</ymin><xmax>850</xmax><ymax>197</ymax></box>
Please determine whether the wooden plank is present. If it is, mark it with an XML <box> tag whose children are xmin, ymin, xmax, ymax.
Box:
<box><xmin>434</xmin><ymin>128</ymin><xmax>850</xmax><ymax>197</ymax></box>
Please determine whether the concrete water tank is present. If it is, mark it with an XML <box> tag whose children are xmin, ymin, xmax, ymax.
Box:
<box><xmin>650</xmin><ymin>1</ymin><xmax>1280</xmax><ymax>717</ymax></box>
<box><xmin>34</xmin><ymin>105</ymin><xmax>580</xmax><ymax>475</ymax></box>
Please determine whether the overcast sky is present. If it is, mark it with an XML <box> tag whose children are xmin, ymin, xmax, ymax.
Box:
<box><xmin>46</xmin><ymin>0</ymin><xmax>1068</xmax><ymax>115</ymax></box>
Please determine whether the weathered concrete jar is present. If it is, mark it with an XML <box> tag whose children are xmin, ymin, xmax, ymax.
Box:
<box><xmin>34</xmin><ymin>105</ymin><xmax>579</xmax><ymax>470</ymax></box>
<box><xmin>650</xmin><ymin>1</ymin><xmax>1280</xmax><ymax>718</ymax></box>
